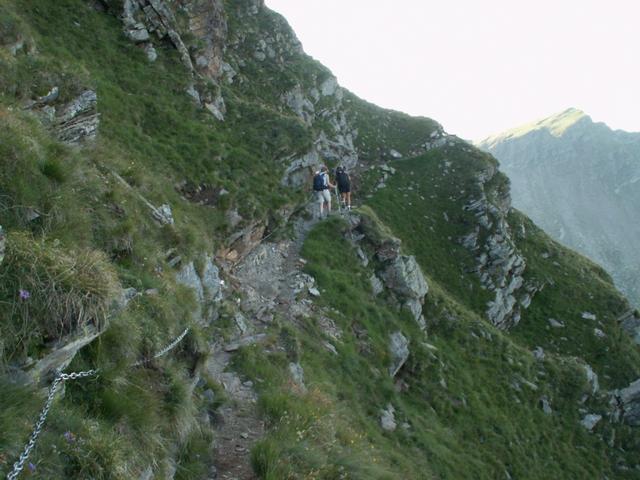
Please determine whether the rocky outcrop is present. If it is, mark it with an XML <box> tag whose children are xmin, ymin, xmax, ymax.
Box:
<box><xmin>176</xmin><ymin>255</ymin><xmax>223</xmax><ymax>321</ymax></box>
<box><xmin>611</xmin><ymin>379</ymin><xmax>640</xmax><ymax>426</ymax></box>
<box><xmin>281</xmin><ymin>150</ymin><xmax>320</xmax><ymax>188</ymax></box>
<box><xmin>461</xmin><ymin>165</ymin><xmax>537</xmax><ymax>329</ymax></box>
<box><xmin>26</xmin><ymin>89</ymin><xmax>100</xmax><ymax>144</ymax></box>
<box><xmin>25</xmin><ymin>326</ymin><xmax>102</xmax><ymax>385</ymax></box>
<box><xmin>381</xmin><ymin>255</ymin><xmax>429</xmax><ymax>329</ymax></box>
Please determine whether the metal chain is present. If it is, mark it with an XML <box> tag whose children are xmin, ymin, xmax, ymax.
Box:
<box><xmin>6</xmin><ymin>328</ymin><xmax>190</xmax><ymax>480</ymax></box>
<box><xmin>132</xmin><ymin>327</ymin><xmax>190</xmax><ymax>366</ymax></box>
<box><xmin>6</xmin><ymin>370</ymin><xmax>96</xmax><ymax>480</ymax></box>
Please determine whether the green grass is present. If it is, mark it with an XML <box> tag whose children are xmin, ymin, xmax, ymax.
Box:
<box><xmin>232</xmin><ymin>217</ymin><xmax>640</xmax><ymax>479</ymax></box>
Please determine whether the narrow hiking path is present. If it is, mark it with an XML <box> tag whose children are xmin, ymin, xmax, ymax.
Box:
<box><xmin>208</xmin><ymin>213</ymin><xmax>325</xmax><ymax>479</ymax></box>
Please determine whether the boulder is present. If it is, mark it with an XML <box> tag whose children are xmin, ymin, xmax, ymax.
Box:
<box><xmin>540</xmin><ymin>396</ymin><xmax>552</xmax><ymax>415</ymax></box>
<box><xmin>580</xmin><ymin>413</ymin><xmax>602</xmax><ymax>431</ymax></box>
<box><xmin>380</xmin><ymin>404</ymin><xmax>397</xmax><ymax>431</ymax></box>
<box><xmin>381</xmin><ymin>255</ymin><xmax>428</xmax><ymax>300</ymax></box>
<box><xmin>389</xmin><ymin>331</ymin><xmax>409</xmax><ymax>377</ymax></box>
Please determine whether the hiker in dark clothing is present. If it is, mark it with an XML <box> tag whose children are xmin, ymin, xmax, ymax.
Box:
<box><xmin>335</xmin><ymin>166</ymin><xmax>352</xmax><ymax>210</ymax></box>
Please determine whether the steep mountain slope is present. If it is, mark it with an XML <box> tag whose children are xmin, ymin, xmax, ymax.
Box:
<box><xmin>478</xmin><ymin>108</ymin><xmax>640</xmax><ymax>307</ymax></box>
<box><xmin>1</xmin><ymin>1</ymin><xmax>640</xmax><ymax>479</ymax></box>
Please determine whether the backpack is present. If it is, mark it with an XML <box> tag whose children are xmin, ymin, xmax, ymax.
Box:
<box><xmin>313</xmin><ymin>172</ymin><xmax>325</xmax><ymax>191</ymax></box>
<box><xmin>336</xmin><ymin>170</ymin><xmax>349</xmax><ymax>185</ymax></box>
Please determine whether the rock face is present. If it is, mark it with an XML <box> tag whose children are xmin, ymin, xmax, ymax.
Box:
<box><xmin>611</xmin><ymin>379</ymin><xmax>640</xmax><ymax>426</ymax></box>
<box><xmin>56</xmin><ymin>90</ymin><xmax>100</xmax><ymax>143</ymax></box>
<box><xmin>478</xmin><ymin>108</ymin><xmax>640</xmax><ymax>307</ymax></box>
<box><xmin>460</xmin><ymin>164</ymin><xmax>536</xmax><ymax>329</ymax></box>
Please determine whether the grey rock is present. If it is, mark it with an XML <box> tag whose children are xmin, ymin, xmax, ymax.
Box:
<box><xmin>289</xmin><ymin>362</ymin><xmax>307</xmax><ymax>393</ymax></box>
<box><xmin>55</xmin><ymin>90</ymin><xmax>100</xmax><ymax>144</ymax></box>
<box><xmin>281</xmin><ymin>150</ymin><xmax>319</xmax><ymax>188</ymax></box>
<box><xmin>620</xmin><ymin>311</ymin><xmax>640</xmax><ymax>345</ymax></box>
<box><xmin>139</xmin><ymin>466</ymin><xmax>153</xmax><ymax>480</ymax></box>
<box><xmin>594</xmin><ymin>328</ymin><xmax>606</xmax><ymax>339</ymax></box>
<box><xmin>584</xmin><ymin>364</ymin><xmax>600</xmax><ymax>395</ymax></box>
<box><xmin>201</xmin><ymin>256</ymin><xmax>223</xmax><ymax>303</ymax></box>
<box><xmin>308</xmin><ymin>287</ymin><xmax>321</xmax><ymax>297</ymax></box>
<box><xmin>540</xmin><ymin>396</ymin><xmax>552</xmax><ymax>415</ymax></box>
<box><xmin>205</xmin><ymin>94</ymin><xmax>226</xmax><ymax>121</ymax></box>
<box><xmin>203</xmin><ymin>388</ymin><xmax>215</xmax><ymax>403</ymax></box>
<box><xmin>185</xmin><ymin>84</ymin><xmax>202</xmax><ymax>105</ymax></box>
<box><xmin>380</xmin><ymin>404</ymin><xmax>397</xmax><ymax>431</ymax></box>
<box><xmin>389</xmin><ymin>331</ymin><xmax>409</xmax><ymax>377</ymax></box>
<box><xmin>370</xmin><ymin>274</ymin><xmax>384</xmax><ymax>296</ymax></box>
<box><xmin>152</xmin><ymin>203</ymin><xmax>174</xmax><ymax>225</ymax></box>
<box><xmin>114</xmin><ymin>287</ymin><xmax>138</xmax><ymax>311</ymax></box>
<box><xmin>143</xmin><ymin>42</ymin><xmax>158</xmax><ymax>62</ymax></box>
<box><xmin>582</xmin><ymin>312</ymin><xmax>597</xmax><ymax>321</ymax></box>
<box><xmin>323</xmin><ymin>342</ymin><xmax>338</xmax><ymax>355</ymax></box>
<box><xmin>548</xmin><ymin>318</ymin><xmax>565</xmax><ymax>328</ymax></box>
<box><xmin>176</xmin><ymin>261</ymin><xmax>204</xmax><ymax>305</ymax></box>
<box><xmin>125</xmin><ymin>23</ymin><xmax>150</xmax><ymax>43</ymax></box>
<box><xmin>381</xmin><ymin>255</ymin><xmax>428</xmax><ymax>300</ymax></box>
<box><xmin>28</xmin><ymin>326</ymin><xmax>102</xmax><ymax>385</ymax></box>
<box><xmin>389</xmin><ymin>149</ymin><xmax>402</xmax><ymax>159</ymax></box>
<box><xmin>532</xmin><ymin>346</ymin><xmax>545</xmax><ymax>361</ymax></box>
<box><xmin>580</xmin><ymin>413</ymin><xmax>602</xmax><ymax>431</ymax></box>
<box><xmin>234</xmin><ymin>313</ymin><xmax>249</xmax><ymax>335</ymax></box>
<box><xmin>615</xmin><ymin>378</ymin><xmax>640</xmax><ymax>426</ymax></box>
<box><xmin>320</xmin><ymin>76</ymin><xmax>339</xmax><ymax>96</ymax></box>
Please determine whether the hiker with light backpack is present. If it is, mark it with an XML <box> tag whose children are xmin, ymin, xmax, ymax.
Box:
<box><xmin>313</xmin><ymin>165</ymin><xmax>335</xmax><ymax>219</ymax></box>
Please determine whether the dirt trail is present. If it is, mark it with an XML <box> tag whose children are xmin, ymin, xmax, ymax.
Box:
<box><xmin>209</xmin><ymin>215</ymin><xmax>320</xmax><ymax>479</ymax></box>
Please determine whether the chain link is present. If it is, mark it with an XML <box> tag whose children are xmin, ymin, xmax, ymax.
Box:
<box><xmin>6</xmin><ymin>328</ymin><xmax>190</xmax><ymax>480</ymax></box>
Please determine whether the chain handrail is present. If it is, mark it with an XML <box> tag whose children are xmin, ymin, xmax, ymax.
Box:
<box><xmin>6</xmin><ymin>328</ymin><xmax>190</xmax><ymax>480</ymax></box>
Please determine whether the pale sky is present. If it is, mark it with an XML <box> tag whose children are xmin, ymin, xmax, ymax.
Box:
<box><xmin>265</xmin><ymin>0</ymin><xmax>640</xmax><ymax>140</ymax></box>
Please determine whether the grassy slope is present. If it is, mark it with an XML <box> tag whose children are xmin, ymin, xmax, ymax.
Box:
<box><xmin>240</xmin><ymin>216</ymin><xmax>639</xmax><ymax>479</ymax></box>
<box><xmin>0</xmin><ymin>0</ymin><xmax>309</xmax><ymax>477</ymax></box>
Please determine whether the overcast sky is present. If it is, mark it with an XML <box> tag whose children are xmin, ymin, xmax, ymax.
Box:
<box><xmin>265</xmin><ymin>0</ymin><xmax>640</xmax><ymax>140</ymax></box>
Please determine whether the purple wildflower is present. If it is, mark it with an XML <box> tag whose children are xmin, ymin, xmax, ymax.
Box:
<box><xmin>19</xmin><ymin>289</ymin><xmax>31</xmax><ymax>300</ymax></box>
<box><xmin>28</xmin><ymin>462</ymin><xmax>36</xmax><ymax>472</ymax></box>
<box><xmin>63</xmin><ymin>431</ymin><xmax>76</xmax><ymax>443</ymax></box>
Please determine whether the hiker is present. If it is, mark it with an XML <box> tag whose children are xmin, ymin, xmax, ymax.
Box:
<box><xmin>335</xmin><ymin>166</ymin><xmax>352</xmax><ymax>210</ymax></box>
<box><xmin>313</xmin><ymin>165</ymin><xmax>335</xmax><ymax>218</ymax></box>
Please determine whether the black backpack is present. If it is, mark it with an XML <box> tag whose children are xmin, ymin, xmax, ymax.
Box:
<box><xmin>313</xmin><ymin>172</ymin><xmax>325</xmax><ymax>191</ymax></box>
<box><xmin>336</xmin><ymin>170</ymin><xmax>349</xmax><ymax>185</ymax></box>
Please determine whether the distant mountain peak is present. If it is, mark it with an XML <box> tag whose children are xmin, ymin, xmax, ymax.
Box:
<box><xmin>478</xmin><ymin>108</ymin><xmax>590</xmax><ymax>147</ymax></box>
